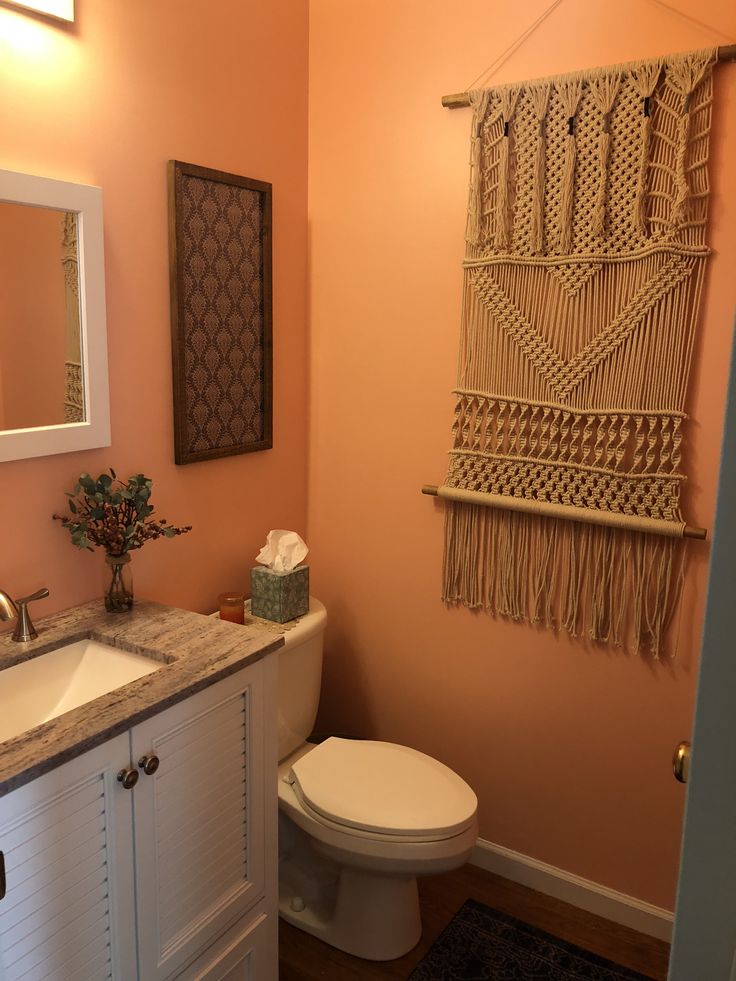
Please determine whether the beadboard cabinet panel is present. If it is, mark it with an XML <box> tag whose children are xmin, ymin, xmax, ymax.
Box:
<box><xmin>173</xmin><ymin>904</ymin><xmax>275</xmax><ymax>981</ymax></box>
<box><xmin>131</xmin><ymin>662</ymin><xmax>269</xmax><ymax>981</ymax></box>
<box><xmin>0</xmin><ymin>733</ymin><xmax>137</xmax><ymax>981</ymax></box>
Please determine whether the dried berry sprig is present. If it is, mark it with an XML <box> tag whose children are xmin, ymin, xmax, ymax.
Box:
<box><xmin>53</xmin><ymin>470</ymin><xmax>192</xmax><ymax>556</ymax></box>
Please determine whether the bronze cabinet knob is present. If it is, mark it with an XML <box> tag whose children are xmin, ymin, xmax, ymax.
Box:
<box><xmin>117</xmin><ymin>767</ymin><xmax>139</xmax><ymax>790</ymax></box>
<box><xmin>138</xmin><ymin>754</ymin><xmax>160</xmax><ymax>776</ymax></box>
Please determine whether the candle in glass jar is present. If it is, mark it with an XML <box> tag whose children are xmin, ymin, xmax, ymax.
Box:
<box><xmin>218</xmin><ymin>592</ymin><xmax>245</xmax><ymax>624</ymax></box>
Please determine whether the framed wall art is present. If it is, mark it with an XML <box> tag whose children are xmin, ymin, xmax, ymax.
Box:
<box><xmin>168</xmin><ymin>160</ymin><xmax>272</xmax><ymax>464</ymax></box>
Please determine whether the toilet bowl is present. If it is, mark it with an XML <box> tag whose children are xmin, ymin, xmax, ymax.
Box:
<box><xmin>275</xmin><ymin>598</ymin><xmax>478</xmax><ymax>960</ymax></box>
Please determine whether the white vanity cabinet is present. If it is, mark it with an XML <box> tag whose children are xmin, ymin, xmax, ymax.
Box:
<box><xmin>0</xmin><ymin>732</ymin><xmax>138</xmax><ymax>980</ymax></box>
<box><xmin>0</xmin><ymin>654</ymin><xmax>278</xmax><ymax>981</ymax></box>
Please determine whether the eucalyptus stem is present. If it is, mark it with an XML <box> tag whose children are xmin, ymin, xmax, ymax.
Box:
<box><xmin>53</xmin><ymin>470</ymin><xmax>192</xmax><ymax>556</ymax></box>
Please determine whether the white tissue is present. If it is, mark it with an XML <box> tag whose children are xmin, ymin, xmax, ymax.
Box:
<box><xmin>255</xmin><ymin>530</ymin><xmax>309</xmax><ymax>573</ymax></box>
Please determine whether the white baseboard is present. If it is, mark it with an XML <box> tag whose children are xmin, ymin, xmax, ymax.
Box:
<box><xmin>470</xmin><ymin>838</ymin><xmax>673</xmax><ymax>942</ymax></box>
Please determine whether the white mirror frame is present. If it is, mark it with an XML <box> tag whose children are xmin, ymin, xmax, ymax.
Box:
<box><xmin>0</xmin><ymin>169</ymin><xmax>110</xmax><ymax>462</ymax></box>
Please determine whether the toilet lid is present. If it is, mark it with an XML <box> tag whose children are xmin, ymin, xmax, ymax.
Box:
<box><xmin>288</xmin><ymin>738</ymin><xmax>477</xmax><ymax>838</ymax></box>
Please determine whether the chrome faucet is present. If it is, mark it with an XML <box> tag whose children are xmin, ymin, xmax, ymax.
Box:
<box><xmin>0</xmin><ymin>588</ymin><xmax>49</xmax><ymax>642</ymax></box>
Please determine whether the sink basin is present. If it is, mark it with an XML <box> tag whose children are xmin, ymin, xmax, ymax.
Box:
<box><xmin>0</xmin><ymin>638</ymin><xmax>160</xmax><ymax>743</ymax></box>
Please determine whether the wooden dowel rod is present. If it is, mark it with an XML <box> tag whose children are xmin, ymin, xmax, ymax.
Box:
<box><xmin>421</xmin><ymin>484</ymin><xmax>707</xmax><ymax>540</ymax></box>
<box><xmin>441</xmin><ymin>92</ymin><xmax>474</xmax><ymax>109</ymax></box>
<box><xmin>441</xmin><ymin>43</ymin><xmax>736</xmax><ymax>108</ymax></box>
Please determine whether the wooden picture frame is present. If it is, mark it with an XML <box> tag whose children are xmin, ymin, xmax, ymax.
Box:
<box><xmin>168</xmin><ymin>160</ymin><xmax>273</xmax><ymax>465</ymax></box>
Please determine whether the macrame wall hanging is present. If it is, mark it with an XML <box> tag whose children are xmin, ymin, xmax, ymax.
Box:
<box><xmin>432</xmin><ymin>47</ymin><xmax>720</xmax><ymax>657</ymax></box>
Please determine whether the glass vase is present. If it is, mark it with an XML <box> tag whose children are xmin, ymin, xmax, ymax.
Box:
<box><xmin>105</xmin><ymin>553</ymin><xmax>133</xmax><ymax>613</ymax></box>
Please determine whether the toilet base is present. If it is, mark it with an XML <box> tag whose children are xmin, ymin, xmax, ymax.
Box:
<box><xmin>279</xmin><ymin>814</ymin><xmax>422</xmax><ymax>960</ymax></box>
<box><xmin>279</xmin><ymin>865</ymin><xmax>421</xmax><ymax>961</ymax></box>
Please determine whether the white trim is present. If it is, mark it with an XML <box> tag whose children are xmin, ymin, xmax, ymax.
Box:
<box><xmin>470</xmin><ymin>837</ymin><xmax>673</xmax><ymax>942</ymax></box>
<box><xmin>0</xmin><ymin>168</ymin><xmax>110</xmax><ymax>462</ymax></box>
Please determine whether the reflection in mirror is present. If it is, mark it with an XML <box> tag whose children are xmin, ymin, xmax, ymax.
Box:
<box><xmin>0</xmin><ymin>168</ymin><xmax>109</xmax><ymax>463</ymax></box>
<box><xmin>0</xmin><ymin>203</ymin><xmax>84</xmax><ymax>433</ymax></box>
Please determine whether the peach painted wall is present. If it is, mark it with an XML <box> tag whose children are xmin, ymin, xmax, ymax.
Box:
<box><xmin>307</xmin><ymin>0</ymin><xmax>736</xmax><ymax>909</ymax></box>
<box><xmin>0</xmin><ymin>203</ymin><xmax>66</xmax><ymax>430</ymax></box>
<box><xmin>0</xmin><ymin>1</ymin><xmax>309</xmax><ymax>615</ymax></box>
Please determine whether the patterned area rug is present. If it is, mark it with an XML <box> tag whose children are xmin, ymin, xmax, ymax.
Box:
<box><xmin>408</xmin><ymin>899</ymin><xmax>654</xmax><ymax>980</ymax></box>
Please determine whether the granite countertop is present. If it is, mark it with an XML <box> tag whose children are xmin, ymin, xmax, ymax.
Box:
<box><xmin>0</xmin><ymin>599</ymin><xmax>284</xmax><ymax>797</ymax></box>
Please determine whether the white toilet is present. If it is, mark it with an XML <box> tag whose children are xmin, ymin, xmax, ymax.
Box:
<box><xmin>277</xmin><ymin>597</ymin><xmax>478</xmax><ymax>960</ymax></box>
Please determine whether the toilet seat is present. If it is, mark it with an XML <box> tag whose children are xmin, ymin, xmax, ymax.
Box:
<box><xmin>287</xmin><ymin>737</ymin><xmax>477</xmax><ymax>840</ymax></box>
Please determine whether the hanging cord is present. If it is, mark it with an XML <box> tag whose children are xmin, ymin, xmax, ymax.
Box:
<box><xmin>466</xmin><ymin>0</ymin><xmax>565</xmax><ymax>91</ymax></box>
<box><xmin>459</xmin><ymin>0</ymin><xmax>729</xmax><ymax>101</ymax></box>
<box><xmin>640</xmin><ymin>0</ymin><xmax>733</xmax><ymax>44</ymax></box>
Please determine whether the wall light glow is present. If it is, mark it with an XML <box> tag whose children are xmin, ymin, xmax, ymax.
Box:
<box><xmin>5</xmin><ymin>0</ymin><xmax>74</xmax><ymax>22</ymax></box>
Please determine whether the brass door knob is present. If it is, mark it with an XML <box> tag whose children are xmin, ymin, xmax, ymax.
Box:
<box><xmin>673</xmin><ymin>741</ymin><xmax>691</xmax><ymax>783</ymax></box>
<box><xmin>138</xmin><ymin>754</ymin><xmax>160</xmax><ymax>776</ymax></box>
<box><xmin>117</xmin><ymin>766</ymin><xmax>139</xmax><ymax>790</ymax></box>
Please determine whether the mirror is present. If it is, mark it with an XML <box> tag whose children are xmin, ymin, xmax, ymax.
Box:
<box><xmin>0</xmin><ymin>169</ymin><xmax>110</xmax><ymax>462</ymax></box>
<box><xmin>0</xmin><ymin>204</ymin><xmax>84</xmax><ymax>430</ymax></box>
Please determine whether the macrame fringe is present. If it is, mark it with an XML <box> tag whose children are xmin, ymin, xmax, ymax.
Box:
<box><xmin>589</xmin><ymin>75</ymin><xmax>621</xmax><ymax>237</ymax></box>
<box><xmin>555</xmin><ymin>79</ymin><xmax>582</xmax><ymax>252</ymax></box>
<box><xmin>631</xmin><ymin>61</ymin><xmax>661</xmax><ymax>236</ymax></box>
<box><xmin>466</xmin><ymin>90</ymin><xmax>491</xmax><ymax>245</ymax></box>
<box><xmin>634</xmin><ymin>112</ymin><xmax>653</xmax><ymax>236</ymax></box>
<box><xmin>666</xmin><ymin>50</ymin><xmax>717</xmax><ymax>233</ymax></box>
<box><xmin>669</xmin><ymin>100</ymin><xmax>692</xmax><ymax>231</ymax></box>
<box><xmin>529</xmin><ymin>85</ymin><xmax>550</xmax><ymax>253</ymax></box>
<box><xmin>494</xmin><ymin>134</ymin><xmax>511</xmax><ymax>248</ymax></box>
<box><xmin>557</xmin><ymin>137</ymin><xmax>576</xmax><ymax>252</ymax></box>
<box><xmin>442</xmin><ymin>503</ymin><xmax>685</xmax><ymax>658</ymax></box>
<box><xmin>592</xmin><ymin>128</ymin><xmax>611</xmax><ymax>236</ymax></box>
<box><xmin>493</xmin><ymin>88</ymin><xmax>520</xmax><ymax>249</ymax></box>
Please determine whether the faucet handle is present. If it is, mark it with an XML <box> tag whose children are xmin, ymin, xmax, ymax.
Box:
<box><xmin>12</xmin><ymin>588</ymin><xmax>49</xmax><ymax>643</ymax></box>
<box><xmin>0</xmin><ymin>590</ymin><xmax>17</xmax><ymax>621</ymax></box>
<box><xmin>16</xmin><ymin>587</ymin><xmax>49</xmax><ymax>606</ymax></box>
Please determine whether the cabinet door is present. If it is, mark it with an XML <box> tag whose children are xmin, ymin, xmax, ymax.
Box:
<box><xmin>130</xmin><ymin>661</ymin><xmax>270</xmax><ymax>981</ymax></box>
<box><xmin>173</xmin><ymin>904</ymin><xmax>276</xmax><ymax>981</ymax></box>
<box><xmin>0</xmin><ymin>733</ymin><xmax>137</xmax><ymax>981</ymax></box>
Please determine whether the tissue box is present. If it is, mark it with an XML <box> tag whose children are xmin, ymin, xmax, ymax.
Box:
<box><xmin>250</xmin><ymin>564</ymin><xmax>309</xmax><ymax>623</ymax></box>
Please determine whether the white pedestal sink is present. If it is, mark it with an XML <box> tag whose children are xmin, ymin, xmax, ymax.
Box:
<box><xmin>0</xmin><ymin>638</ymin><xmax>160</xmax><ymax>743</ymax></box>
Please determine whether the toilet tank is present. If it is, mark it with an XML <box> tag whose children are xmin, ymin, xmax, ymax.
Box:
<box><xmin>277</xmin><ymin>597</ymin><xmax>327</xmax><ymax>762</ymax></box>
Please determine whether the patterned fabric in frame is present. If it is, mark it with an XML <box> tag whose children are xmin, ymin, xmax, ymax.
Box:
<box><xmin>169</xmin><ymin>161</ymin><xmax>272</xmax><ymax>464</ymax></box>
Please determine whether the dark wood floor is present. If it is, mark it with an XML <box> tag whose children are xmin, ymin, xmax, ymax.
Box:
<box><xmin>278</xmin><ymin>863</ymin><xmax>670</xmax><ymax>980</ymax></box>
